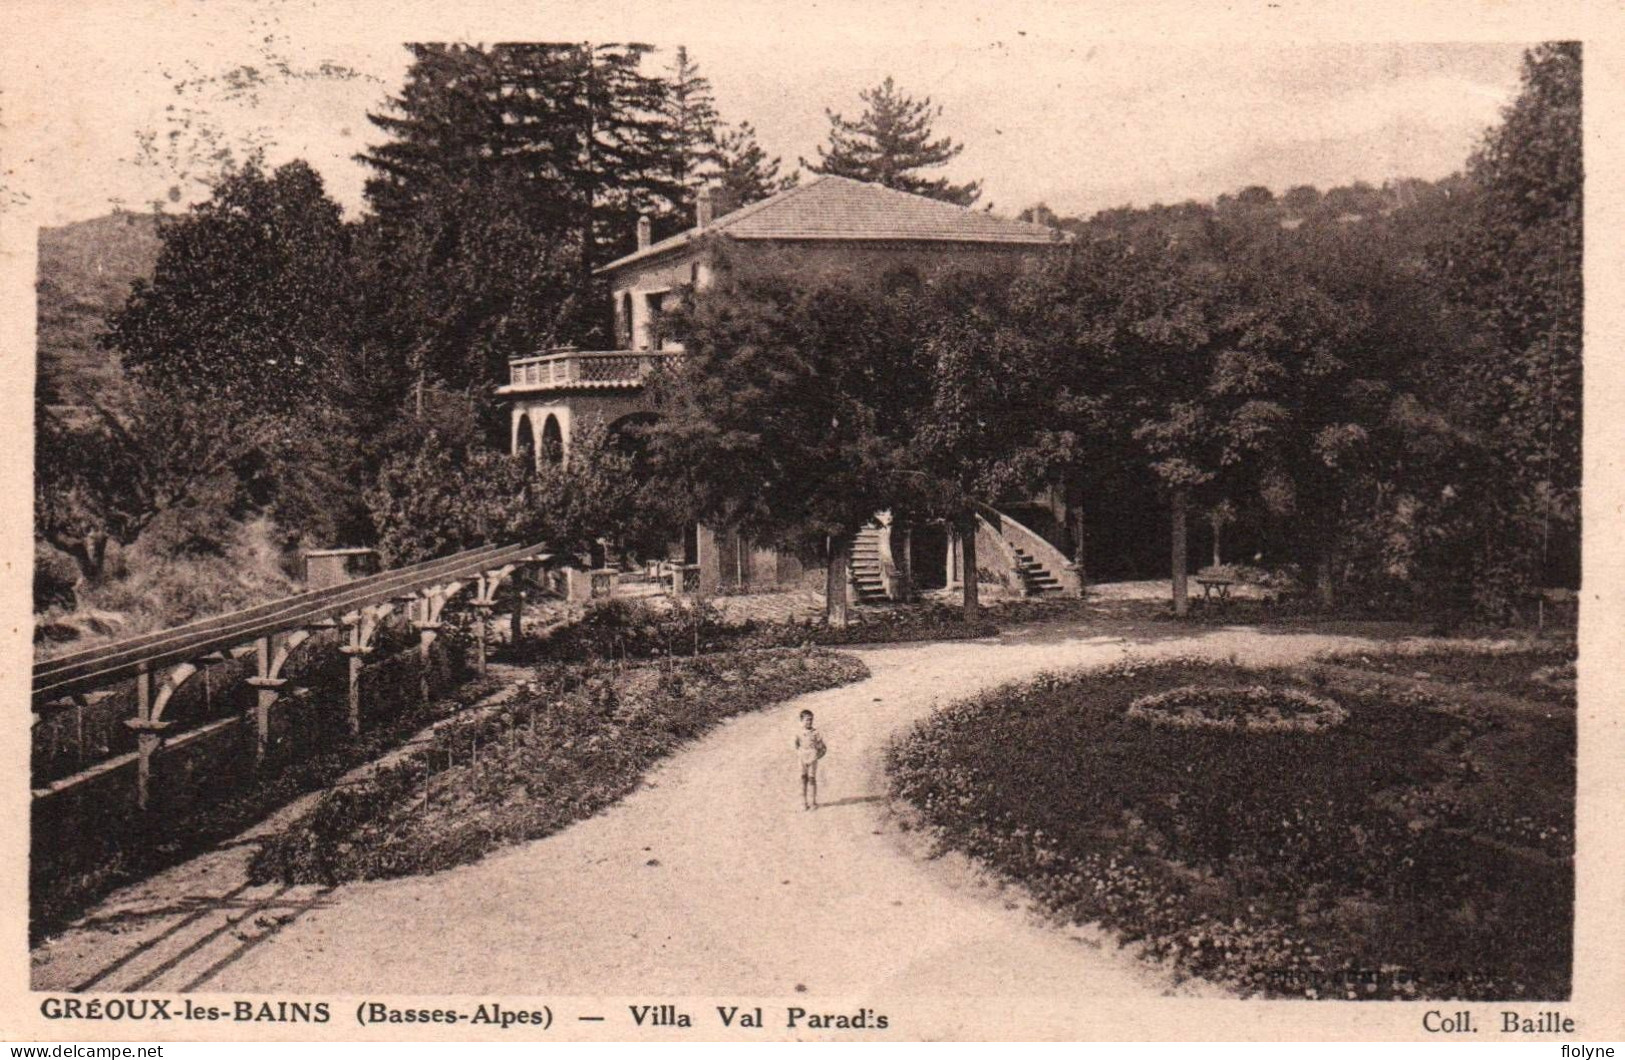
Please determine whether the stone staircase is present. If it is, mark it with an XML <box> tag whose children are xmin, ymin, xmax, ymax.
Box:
<box><xmin>849</xmin><ymin>523</ymin><xmax>889</xmax><ymax>604</ymax></box>
<box><xmin>1011</xmin><ymin>545</ymin><xmax>1065</xmax><ymax>596</ymax></box>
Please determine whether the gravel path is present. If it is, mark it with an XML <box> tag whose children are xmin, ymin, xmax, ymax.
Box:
<box><xmin>32</xmin><ymin>618</ymin><xmax>1429</xmax><ymax>1017</ymax></box>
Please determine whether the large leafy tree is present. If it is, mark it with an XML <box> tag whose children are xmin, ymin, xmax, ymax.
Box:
<box><xmin>352</xmin><ymin>173</ymin><xmax>589</xmax><ymax>393</ymax></box>
<box><xmin>1442</xmin><ymin>42</ymin><xmax>1582</xmax><ymax>602</ymax></box>
<box><xmin>105</xmin><ymin>160</ymin><xmax>353</xmax><ymax>413</ymax></box>
<box><xmin>35</xmin><ymin>389</ymin><xmax>272</xmax><ymax>583</ymax></box>
<box><xmin>1011</xmin><ymin>240</ymin><xmax>1191</xmax><ymax>585</ymax></box>
<box><xmin>364</xmin><ymin>403</ymin><xmax>535</xmax><ymax>567</ymax></box>
<box><xmin>906</xmin><ymin>265</ymin><xmax>1073</xmax><ymax>618</ymax></box>
<box><xmin>804</xmin><ymin>76</ymin><xmax>981</xmax><ymax>206</ymax></box>
<box><xmin>648</xmin><ymin>247</ymin><xmax>918</xmax><ymax>625</ymax></box>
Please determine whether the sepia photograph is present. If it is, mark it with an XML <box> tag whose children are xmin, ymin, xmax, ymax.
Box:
<box><xmin>2</xmin><ymin>0</ymin><xmax>1618</xmax><ymax>1044</ymax></box>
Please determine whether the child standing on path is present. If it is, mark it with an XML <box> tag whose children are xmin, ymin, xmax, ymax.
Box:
<box><xmin>795</xmin><ymin>709</ymin><xmax>828</xmax><ymax>810</ymax></box>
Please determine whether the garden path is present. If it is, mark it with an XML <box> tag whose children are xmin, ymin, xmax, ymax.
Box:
<box><xmin>33</xmin><ymin>618</ymin><xmax>1436</xmax><ymax>1030</ymax></box>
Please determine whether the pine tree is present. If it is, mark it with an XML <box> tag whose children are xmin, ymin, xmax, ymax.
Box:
<box><xmin>356</xmin><ymin>42</ymin><xmax>688</xmax><ymax>363</ymax></box>
<box><xmin>714</xmin><ymin>121</ymin><xmax>797</xmax><ymax>206</ymax></box>
<box><xmin>358</xmin><ymin>44</ymin><xmax>512</xmax><ymax>223</ymax></box>
<box><xmin>664</xmin><ymin>46</ymin><xmax>723</xmax><ymax>200</ymax></box>
<box><xmin>803</xmin><ymin>76</ymin><xmax>981</xmax><ymax>206</ymax></box>
<box><xmin>359</xmin><ymin>43</ymin><xmax>686</xmax><ymax>269</ymax></box>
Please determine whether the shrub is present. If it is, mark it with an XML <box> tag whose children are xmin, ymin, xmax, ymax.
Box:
<box><xmin>33</xmin><ymin>541</ymin><xmax>80</xmax><ymax>613</ymax></box>
<box><xmin>529</xmin><ymin>596</ymin><xmax>999</xmax><ymax>662</ymax></box>
<box><xmin>534</xmin><ymin>597</ymin><xmax>737</xmax><ymax>660</ymax></box>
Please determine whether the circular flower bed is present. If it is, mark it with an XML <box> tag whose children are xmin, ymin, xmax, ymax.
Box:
<box><xmin>1126</xmin><ymin>684</ymin><xmax>1347</xmax><ymax>733</ymax></box>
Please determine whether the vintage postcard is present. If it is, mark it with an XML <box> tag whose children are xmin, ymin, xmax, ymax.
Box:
<box><xmin>1</xmin><ymin>0</ymin><xmax>1621</xmax><ymax>1044</ymax></box>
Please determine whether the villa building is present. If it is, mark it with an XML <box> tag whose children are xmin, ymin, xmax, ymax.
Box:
<box><xmin>498</xmin><ymin>175</ymin><xmax>1080</xmax><ymax>599</ymax></box>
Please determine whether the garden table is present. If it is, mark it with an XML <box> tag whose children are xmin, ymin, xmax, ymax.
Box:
<box><xmin>1194</xmin><ymin>575</ymin><xmax>1235</xmax><ymax>610</ymax></box>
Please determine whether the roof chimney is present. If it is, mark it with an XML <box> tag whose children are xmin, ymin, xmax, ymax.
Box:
<box><xmin>636</xmin><ymin>214</ymin><xmax>651</xmax><ymax>250</ymax></box>
<box><xmin>695</xmin><ymin>184</ymin><xmax>738</xmax><ymax>230</ymax></box>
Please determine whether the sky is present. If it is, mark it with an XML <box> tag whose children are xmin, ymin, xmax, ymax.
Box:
<box><xmin>1</xmin><ymin>1</ymin><xmax>1541</xmax><ymax>229</ymax></box>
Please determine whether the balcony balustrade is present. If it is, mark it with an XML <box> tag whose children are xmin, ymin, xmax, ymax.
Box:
<box><xmin>503</xmin><ymin>347</ymin><xmax>681</xmax><ymax>392</ymax></box>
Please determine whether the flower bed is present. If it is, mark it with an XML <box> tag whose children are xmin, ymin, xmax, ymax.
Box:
<box><xmin>525</xmin><ymin>597</ymin><xmax>996</xmax><ymax>662</ymax></box>
<box><xmin>888</xmin><ymin>658</ymin><xmax>1573</xmax><ymax>1000</ymax></box>
<box><xmin>251</xmin><ymin>647</ymin><xmax>869</xmax><ymax>886</ymax></box>
<box><xmin>1126</xmin><ymin>684</ymin><xmax>1346</xmax><ymax>733</ymax></box>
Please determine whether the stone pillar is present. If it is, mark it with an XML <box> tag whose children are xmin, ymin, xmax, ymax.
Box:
<box><xmin>124</xmin><ymin>660</ymin><xmax>172</xmax><ymax>810</ymax></box>
<box><xmin>244</xmin><ymin>676</ymin><xmax>288</xmax><ymax>762</ymax></box>
<box><xmin>125</xmin><ymin>721</ymin><xmax>172</xmax><ymax>812</ymax></box>
<box><xmin>564</xmin><ymin>567</ymin><xmax>596</xmax><ymax>603</ymax></box>
<box><xmin>247</xmin><ymin>633</ymin><xmax>285</xmax><ymax>764</ymax></box>
<box><xmin>415</xmin><ymin>597</ymin><xmax>443</xmax><ymax>705</ymax></box>
<box><xmin>338</xmin><ymin>641</ymin><xmax>371</xmax><ymax>735</ymax></box>
<box><xmin>471</xmin><ymin>598</ymin><xmax>494</xmax><ymax>676</ymax></box>
<box><xmin>695</xmin><ymin>524</ymin><xmax>721</xmax><ymax>596</ymax></box>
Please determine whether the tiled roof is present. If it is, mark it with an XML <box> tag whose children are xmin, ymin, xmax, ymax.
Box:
<box><xmin>597</xmin><ymin>175</ymin><xmax>1067</xmax><ymax>274</ymax></box>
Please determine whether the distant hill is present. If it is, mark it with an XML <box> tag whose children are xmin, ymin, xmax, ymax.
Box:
<box><xmin>36</xmin><ymin>211</ymin><xmax>163</xmax><ymax>410</ymax></box>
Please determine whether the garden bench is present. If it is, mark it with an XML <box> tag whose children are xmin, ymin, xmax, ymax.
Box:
<box><xmin>655</xmin><ymin>562</ymin><xmax>701</xmax><ymax>595</ymax></box>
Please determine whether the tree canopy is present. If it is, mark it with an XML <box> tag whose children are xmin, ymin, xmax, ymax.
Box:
<box><xmin>648</xmin><ymin>246</ymin><xmax>919</xmax><ymax>621</ymax></box>
<box><xmin>1443</xmin><ymin>41</ymin><xmax>1582</xmax><ymax>598</ymax></box>
<box><xmin>44</xmin><ymin>42</ymin><xmax>1584</xmax><ymax>631</ymax></box>
<box><xmin>664</xmin><ymin>46</ymin><xmax>724</xmax><ymax>206</ymax></box>
<box><xmin>106</xmin><ymin>161</ymin><xmax>352</xmax><ymax>412</ymax></box>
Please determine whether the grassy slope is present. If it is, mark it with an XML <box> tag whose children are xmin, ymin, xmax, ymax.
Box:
<box><xmin>36</xmin><ymin>210</ymin><xmax>161</xmax><ymax>410</ymax></box>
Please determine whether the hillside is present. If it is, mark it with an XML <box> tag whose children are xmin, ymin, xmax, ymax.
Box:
<box><xmin>36</xmin><ymin>211</ymin><xmax>162</xmax><ymax>409</ymax></box>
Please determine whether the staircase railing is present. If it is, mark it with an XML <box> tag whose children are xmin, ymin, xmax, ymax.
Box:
<box><xmin>974</xmin><ymin>502</ymin><xmax>1084</xmax><ymax>597</ymax></box>
<box><xmin>876</xmin><ymin>522</ymin><xmax>900</xmax><ymax>601</ymax></box>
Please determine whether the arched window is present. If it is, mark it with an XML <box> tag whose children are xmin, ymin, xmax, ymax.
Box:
<box><xmin>515</xmin><ymin>414</ymin><xmax>536</xmax><ymax>464</ymax></box>
<box><xmin>541</xmin><ymin>415</ymin><xmax>565</xmax><ymax>465</ymax></box>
